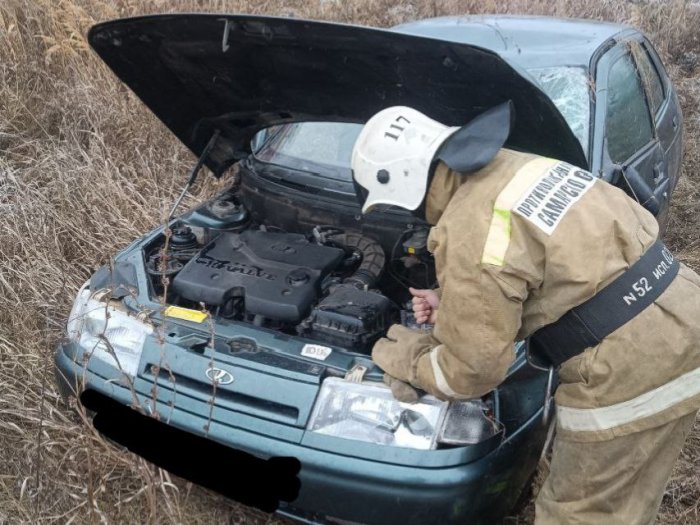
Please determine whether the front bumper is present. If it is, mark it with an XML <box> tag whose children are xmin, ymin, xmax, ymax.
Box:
<box><xmin>55</xmin><ymin>341</ymin><xmax>546</xmax><ymax>525</ymax></box>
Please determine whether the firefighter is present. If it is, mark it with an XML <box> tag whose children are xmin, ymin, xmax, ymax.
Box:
<box><xmin>351</xmin><ymin>102</ymin><xmax>700</xmax><ymax>524</ymax></box>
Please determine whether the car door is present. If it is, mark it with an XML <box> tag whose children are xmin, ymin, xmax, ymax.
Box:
<box><xmin>593</xmin><ymin>39</ymin><xmax>668</xmax><ymax>219</ymax></box>
<box><xmin>635</xmin><ymin>38</ymin><xmax>683</xmax><ymax>196</ymax></box>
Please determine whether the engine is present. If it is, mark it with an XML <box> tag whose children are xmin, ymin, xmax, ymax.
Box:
<box><xmin>172</xmin><ymin>230</ymin><xmax>345</xmax><ymax>322</ymax></box>
<box><xmin>146</xmin><ymin>221</ymin><xmax>398</xmax><ymax>352</ymax></box>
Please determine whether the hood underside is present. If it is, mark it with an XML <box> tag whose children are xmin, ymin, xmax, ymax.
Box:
<box><xmin>89</xmin><ymin>14</ymin><xmax>587</xmax><ymax>176</ymax></box>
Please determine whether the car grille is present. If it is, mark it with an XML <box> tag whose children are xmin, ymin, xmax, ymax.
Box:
<box><xmin>143</xmin><ymin>363</ymin><xmax>301</xmax><ymax>424</ymax></box>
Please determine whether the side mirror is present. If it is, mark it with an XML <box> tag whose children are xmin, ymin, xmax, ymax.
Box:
<box><xmin>613</xmin><ymin>164</ymin><xmax>661</xmax><ymax>216</ymax></box>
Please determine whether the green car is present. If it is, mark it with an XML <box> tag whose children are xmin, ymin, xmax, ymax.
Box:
<box><xmin>55</xmin><ymin>13</ymin><xmax>672</xmax><ymax>524</ymax></box>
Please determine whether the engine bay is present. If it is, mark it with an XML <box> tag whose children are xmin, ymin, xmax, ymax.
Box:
<box><xmin>144</xmin><ymin>193</ymin><xmax>432</xmax><ymax>353</ymax></box>
<box><xmin>172</xmin><ymin>230</ymin><xmax>346</xmax><ymax>322</ymax></box>
<box><xmin>142</xmin><ymin>193</ymin><xmax>435</xmax><ymax>354</ymax></box>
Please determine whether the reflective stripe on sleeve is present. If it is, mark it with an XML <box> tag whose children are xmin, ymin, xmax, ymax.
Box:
<box><xmin>557</xmin><ymin>366</ymin><xmax>700</xmax><ymax>432</ymax></box>
<box><xmin>481</xmin><ymin>208</ymin><xmax>511</xmax><ymax>266</ymax></box>
<box><xmin>481</xmin><ymin>157</ymin><xmax>557</xmax><ymax>266</ymax></box>
<box><xmin>429</xmin><ymin>345</ymin><xmax>471</xmax><ymax>400</ymax></box>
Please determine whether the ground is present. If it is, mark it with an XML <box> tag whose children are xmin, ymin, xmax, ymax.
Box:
<box><xmin>1</xmin><ymin>0</ymin><xmax>699</xmax><ymax>523</ymax></box>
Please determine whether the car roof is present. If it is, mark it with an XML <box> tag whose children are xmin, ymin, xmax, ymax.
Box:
<box><xmin>394</xmin><ymin>15</ymin><xmax>630</xmax><ymax>69</ymax></box>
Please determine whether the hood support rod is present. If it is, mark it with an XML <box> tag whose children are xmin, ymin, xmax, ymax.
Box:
<box><xmin>167</xmin><ymin>130</ymin><xmax>221</xmax><ymax>223</ymax></box>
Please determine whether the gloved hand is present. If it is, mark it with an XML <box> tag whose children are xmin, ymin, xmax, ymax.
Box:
<box><xmin>383</xmin><ymin>373</ymin><xmax>420</xmax><ymax>403</ymax></box>
<box><xmin>372</xmin><ymin>324</ymin><xmax>437</xmax><ymax>394</ymax></box>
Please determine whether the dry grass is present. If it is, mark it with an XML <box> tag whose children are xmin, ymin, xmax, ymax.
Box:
<box><xmin>1</xmin><ymin>0</ymin><xmax>699</xmax><ymax>523</ymax></box>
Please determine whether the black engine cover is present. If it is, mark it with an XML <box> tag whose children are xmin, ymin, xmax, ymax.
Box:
<box><xmin>172</xmin><ymin>230</ymin><xmax>344</xmax><ymax>322</ymax></box>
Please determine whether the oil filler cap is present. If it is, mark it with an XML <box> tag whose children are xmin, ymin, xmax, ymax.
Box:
<box><xmin>287</xmin><ymin>269</ymin><xmax>310</xmax><ymax>287</ymax></box>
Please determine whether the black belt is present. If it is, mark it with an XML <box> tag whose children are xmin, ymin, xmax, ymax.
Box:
<box><xmin>529</xmin><ymin>240</ymin><xmax>679</xmax><ymax>369</ymax></box>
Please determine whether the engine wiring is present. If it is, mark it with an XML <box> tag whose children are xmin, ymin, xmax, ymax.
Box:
<box><xmin>387</xmin><ymin>228</ymin><xmax>435</xmax><ymax>291</ymax></box>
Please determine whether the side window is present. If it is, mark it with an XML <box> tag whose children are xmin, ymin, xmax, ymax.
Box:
<box><xmin>605</xmin><ymin>52</ymin><xmax>654</xmax><ymax>163</ymax></box>
<box><xmin>632</xmin><ymin>41</ymin><xmax>665</xmax><ymax>116</ymax></box>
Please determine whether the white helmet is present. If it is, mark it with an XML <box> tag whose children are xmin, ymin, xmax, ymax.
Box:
<box><xmin>351</xmin><ymin>102</ymin><xmax>513</xmax><ymax>214</ymax></box>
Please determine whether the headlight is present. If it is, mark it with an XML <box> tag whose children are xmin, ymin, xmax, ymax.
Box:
<box><xmin>66</xmin><ymin>282</ymin><xmax>91</xmax><ymax>341</ymax></box>
<box><xmin>438</xmin><ymin>398</ymin><xmax>502</xmax><ymax>446</ymax></box>
<box><xmin>307</xmin><ymin>378</ymin><xmax>446</xmax><ymax>449</ymax></box>
<box><xmin>66</xmin><ymin>285</ymin><xmax>152</xmax><ymax>377</ymax></box>
<box><xmin>307</xmin><ymin>378</ymin><xmax>502</xmax><ymax>450</ymax></box>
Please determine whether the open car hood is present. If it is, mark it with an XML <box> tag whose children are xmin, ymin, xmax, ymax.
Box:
<box><xmin>89</xmin><ymin>14</ymin><xmax>587</xmax><ymax>176</ymax></box>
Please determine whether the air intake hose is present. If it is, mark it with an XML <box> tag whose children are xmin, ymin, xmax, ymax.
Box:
<box><xmin>324</xmin><ymin>231</ymin><xmax>385</xmax><ymax>289</ymax></box>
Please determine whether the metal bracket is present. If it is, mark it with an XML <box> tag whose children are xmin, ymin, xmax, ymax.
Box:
<box><xmin>168</xmin><ymin>130</ymin><xmax>221</xmax><ymax>222</ymax></box>
<box><xmin>344</xmin><ymin>364</ymin><xmax>368</xmax><ymax>383</ymax></box>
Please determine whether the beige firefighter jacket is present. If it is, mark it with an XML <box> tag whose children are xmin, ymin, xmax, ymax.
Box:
<box><xmin>372</xmin><ymin>149</ymin><xmax>700</xmax><ymax>442</ymax></box>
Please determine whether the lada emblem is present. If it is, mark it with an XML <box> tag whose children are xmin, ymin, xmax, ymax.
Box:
<box><xmin>205</xmin><ymin>366</ymin><xmax>235</xmax><ymax>385</ymax></box>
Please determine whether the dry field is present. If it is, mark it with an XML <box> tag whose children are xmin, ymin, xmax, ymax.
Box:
<box><xmin>1</xmin><ymin>0</ymin><xmax>699</xmax><ymax>523</ymax></box>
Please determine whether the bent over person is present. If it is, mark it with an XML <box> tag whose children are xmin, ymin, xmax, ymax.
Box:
<box><xmin>350</xmin><ymin>102</ymin><xmax>700</xmax><ymax>524</ymax></box>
